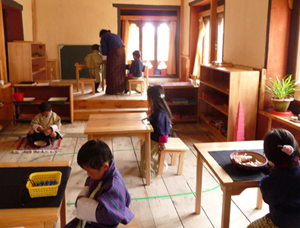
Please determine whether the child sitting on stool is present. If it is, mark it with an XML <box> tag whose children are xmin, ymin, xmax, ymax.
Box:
<box><xmin>27</xmin><ymin>102</ymin><xmax>62</xmax><ymax>145</ymax></box>
<box><xmin>85</xmin><ymin>44</ymin><xmax>103</xmax><ymax>93</ymax></box>
<box><xmin>125</xmin><ymin>50</ymin><xmax>144</xmax><ymax>93</ymax></box>
<box><xmin>64</xmin><ymin>139</ymin><xmax>134</xmax><ymax>228</ymax></box>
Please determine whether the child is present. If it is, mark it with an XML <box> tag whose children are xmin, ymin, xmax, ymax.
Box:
<box><xmin>64</xmin><ymin>139</ymin><xmax>134</xmax><ymax>228</ymax></box>
<box><xmin>248</xmin><ymin>129</ymin><xmax>300</xmax><ymax>228</ymax></box>
<box><xmin>27</xmin><ymin>102</ymin><xmax>62</xmax><ymax>145</ymax></box>
<box><xmin>85</xmin><ymin>44</ymin><xmax>103</xmax><ymax>93</ymax></box>
<box><xmin>140</xmin><ymin>85</ymin><xmax>172</xmax><ymax>177</ymax></box>
<box><xmin>125</xmin><ymin>50</ymin><xmax>144</xmax><ymax>93</ymax></box>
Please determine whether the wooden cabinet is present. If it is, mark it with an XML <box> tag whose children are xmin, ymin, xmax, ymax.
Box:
<box><xmin>13</xmin><ymin>84</ymin><xmax>73</xmax><ymax>123</ymax></box>
<box><xmin>150</xmin><ymin>82</ymin><xmax>199</xmax><ymax>122</ymax></box>
<box><xmin>199</xmin><ymin>64</ymin><xmax>259</xmax><ymax>141</ymax></box>
<box><xmin>8</xmin><ymin>41</ymin><xmax>48</xmax><ymax>84</ymax></box>
<box><xmin>0</xmin><ymin>83</ymin><xmax>13</xmax><ymax>129</ymax></box>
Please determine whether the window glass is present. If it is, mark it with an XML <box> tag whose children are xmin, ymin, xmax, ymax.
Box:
<box><xmin>127</xmin><ymin>23</ymin><xmax>139</xmax><ymax>60</ymax></box>
<box><xmin>157</xmin><ymin>23</ymin><xmax>169</xmax><ymax>61</ymax></box>
<box><xmin>142</xmin><ymin>23</ymin><xmax>155</xmax><ymax>61</ymax></box>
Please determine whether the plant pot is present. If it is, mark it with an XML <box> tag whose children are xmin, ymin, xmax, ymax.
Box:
<box><xmin>271</xmin><ymin>97</ymin><xmax>294</xmax><ymax>112</ymax></box>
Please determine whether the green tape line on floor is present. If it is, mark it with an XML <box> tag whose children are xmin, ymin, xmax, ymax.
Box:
<box><xmin>66</xmin><ymin>185</ymin><xmax>220</xmax><ymax>206</ymax></box>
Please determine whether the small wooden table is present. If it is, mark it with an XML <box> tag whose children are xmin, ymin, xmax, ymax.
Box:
<box><xmin>0</xmin><ymin>160</ymin><xmax>70</xmax><ymax>228</ymax></box>
<box><xmin>194</xmin><ymin>141</ymin><xmax>264</xmax><ymax>228</ymax></box>
<box><xmin>74</xmin><ymin>63</ymin><xmax>87</xmax><ymax>92</ymax></box>
<box><xmin>84</xmin><ymin>112</ymin><xmax>153</xmax><ymax>185</ymax></box>
<box><xmin>75</xmin><ymin>62</ymin><xmax>105</xmax><ymax>92</ymax></box>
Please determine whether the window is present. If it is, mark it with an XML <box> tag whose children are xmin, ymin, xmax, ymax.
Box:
<box><xmin>124</xmin><ymin>21</ymin><xmax>176</xmax><ymax>76</ymax></box>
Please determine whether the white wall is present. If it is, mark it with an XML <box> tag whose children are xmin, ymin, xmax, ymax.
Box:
<box><xmin>14</xmin><ymin>0</ymin><xmax>33</xmax><ymax>41</ymax></box>
<box><xmin>223</xmin><ymin>0</ymin><xmax>269</xmax><ymax>68</ymax></box>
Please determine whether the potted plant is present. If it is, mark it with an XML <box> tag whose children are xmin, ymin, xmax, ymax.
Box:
<box><xmin>265</xmin><ymin>75</ymin><xmax>299</xmax><ymax>112</ymax></box>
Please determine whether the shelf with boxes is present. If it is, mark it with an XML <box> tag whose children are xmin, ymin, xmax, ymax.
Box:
<box><xmin>149</xmin><ymin>82</ymin><xmax>199</xmax><ymax>122</ymax></box>
<box><xmin>13</xmin><ymin>84</ymin><xmax>74</xmax><ymax>123</ymax></box>
<box><xmin>199</xmin><ymin>64</ymin><xmax>259</xmax><ymax>141</ymax></box>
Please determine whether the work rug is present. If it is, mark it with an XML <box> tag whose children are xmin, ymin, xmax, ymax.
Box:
<box><xmin>12</xmin><ymin>137</ymin><xmax>61</xmax><ymax>153</ymax></box>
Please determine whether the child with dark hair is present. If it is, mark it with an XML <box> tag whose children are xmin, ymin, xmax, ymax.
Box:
<box><xmin>248</xmin><ymin>129</ymin><xmax>300</xmax><ymax>228</ymax></box>
<box><xmin>140</xmin><ymin>85</ymin><xmax>172</xmax><ymax>177</ymax></box>
<box><xmin>85</xmin><ymin>44</ymin><xmax>103</xmax><ymax>93</ymax></box>
<box><xmin>125</xmin><ymin>50</ymin><xmax>145</xmax><ymax>94</ymax></box>
<box><xmin>27</xmin><ymin>102</ymin><xmax>62</xmax><ymax>145</ymax></box>
<box><xmin>64</xmin><ymin>139</ymin><xmax>134</xmax><ymax>228</ymax></box>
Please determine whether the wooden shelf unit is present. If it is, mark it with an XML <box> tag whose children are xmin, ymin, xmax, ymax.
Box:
<box><xmin>8</xmin><ymin>41</ymin><xmax>48</xmax><ymax>84</ymax></box>
<box><xmin>154</xmin><ymin>84</ymin><xmax>199</xmax><ymax>123</ymax></box>
<box><xmin>13</xmin><ymin>84</ymin><xmax>74</xmax><ymax>123</ymax></box>
<box><xmin>0</xmin><ymin>83</ymin><xmax>13</xmax><ymax>129</ymax></box>
<box><xmin>199</xmin><ymin>64</ymin><xmax>259</xmax><ymax>141</ymax></box>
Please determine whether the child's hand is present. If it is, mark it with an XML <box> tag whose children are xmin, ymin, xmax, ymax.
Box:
<box><xmin>37</xmin><ymin>126</ymin><xmax>45</xmax><ymax>132</ymax></box>
<box><xmin>75</xmin><ymin>195</ymin><xmax>86</xmax><ymax>208</ymax></box>
<box><xmin>159</xmin><ymin>143</ymin><xmax>166</xmax><ymax>151</ymax></box>
<box><xmin>45</xmin><ymin>128</ymin><xmax>52</xmax><ymax>136</ymax></box>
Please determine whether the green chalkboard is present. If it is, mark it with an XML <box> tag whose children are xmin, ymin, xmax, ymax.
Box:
<box><xmin>59</xmin><ymin>45</ymin><xmax>92</xmax><ymax>79</ymax></box>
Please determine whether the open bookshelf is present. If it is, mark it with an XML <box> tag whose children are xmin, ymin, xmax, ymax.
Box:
<box><xmin>199</xmin><ymin>64</ymin><xmax>259</xmax><ymax>141</ymax></box>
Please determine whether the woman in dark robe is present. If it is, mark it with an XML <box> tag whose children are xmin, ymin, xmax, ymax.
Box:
<box><xmin>99</xmin><ymin>29</ymin><xmax>126</xmax><ymax>94</ymax></box>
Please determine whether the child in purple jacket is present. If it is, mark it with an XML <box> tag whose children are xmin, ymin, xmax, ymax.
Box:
<box><xmin>64</xmin><ymin>139</ymin><xmax>134</xmax><ymax>228</ymax></box>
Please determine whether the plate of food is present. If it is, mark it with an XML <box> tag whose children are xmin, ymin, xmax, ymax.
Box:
<box><xmin>290</xmin><ymin>116</ymin><xmax>300</xmax><ymax>123</ymax></box>
<box><xmin>230</xmin><ymin>151</ymin><xmax>268</xmax><ymax>171</ymax></box>
<box><xmin>33</xmin><ymin>140</ymin><xmax>47</xmax><ymax>147</ymax></box>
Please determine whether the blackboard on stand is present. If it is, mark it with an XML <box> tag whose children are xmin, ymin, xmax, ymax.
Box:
<box><xmin>59</xmin><ymin>45</ymin><xmax>92</xmax><ymax>80</ymax></box>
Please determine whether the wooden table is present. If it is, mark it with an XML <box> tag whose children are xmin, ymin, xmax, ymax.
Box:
<box><xmin>75</xmin><ymin>62</ymin><xmax>105</xmax><ymax>92</ymax></box>
<box><xmin>0</xmin><ymin>160</ymin><xmax>70</xmax><ymax>228</ymax></box>
<box><xmin>84</xmin><ymin>112</ymin><xmax>153</xmax><ymax>185</ymax></box>
<box><xmin>74</xmin><ymin>63</ymin><xmax>87</xmax><ymax>92</ymax></box>
<box><xmin>194</xmin><ymin>141</ymin><xmax>264</xmax><ymax>228</ymax></box>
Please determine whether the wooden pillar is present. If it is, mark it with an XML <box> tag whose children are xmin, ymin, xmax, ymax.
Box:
<box><xmin>179</xmin><ymin>0</ymin><xmax>184</xmax><ymax>81</ymax></box>
<box><xmin>32</xmin><ymin>0</ymin><xmax>37</xmax><ymax>41</ymax></box>
<box><xmin>210</xmin><ymin>0</ymin><xmax>218</xmax><ymax>62</ymax></box>
<box><xmin>0</xmin><ymin>2</ymin><xmax>8</xmax><ymax>82</ymax></box>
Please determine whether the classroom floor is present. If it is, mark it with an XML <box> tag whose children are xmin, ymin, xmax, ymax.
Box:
<box><xmin>0</xmin><ymin>121</ymin><xmax>269</xmax><ymax>228</ymax></box>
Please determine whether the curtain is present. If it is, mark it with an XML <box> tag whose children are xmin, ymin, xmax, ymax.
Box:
<box><xmin>122</xmin><ymin>20</ymin><xmax>130</xmax><ymax>62</ymax></box>
<box><xmin>192</xmin><ymin>18</ymin><xmax>205</xmax><ymax>77</ymax></box>
<box><xmin>167</xmin><ymin>21</ymin><xmax>176</xmax><ymax>75</ymax></box>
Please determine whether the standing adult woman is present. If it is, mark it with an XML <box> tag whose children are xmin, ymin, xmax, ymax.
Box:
<box><xmin>99</xmin><ymin>29</ymin><xmax>126</xmax><ymax>94</ymax></box>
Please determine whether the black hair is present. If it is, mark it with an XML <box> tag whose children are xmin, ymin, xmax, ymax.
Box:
<box><xmin>99</xmin><ymin>29</ymin><xmax>111</xmax><ymax>37</ymax></box>
<box><xmin>77</xmin><ymin>139</ymin><xmax>114</xmax><ymax>170</ymax></box>
<box><xmin>264</xmin><ymin>129</ymin><xmax>300</xmax><ymax>168</ymax></box>
<box><xmin>92</xmin><ymin>44</ymin><xmax>99</xmax><ymax>51</ymax></box>
<box><xmin>132</xmin><ymin>50</ymin><xmax>141</xmax><ymax>59</ymax></box>
<box><xmin>39</xmin><ymin>102</ymin><xmax>52</xmax><ymax>113</ymax></box>
<box><xmin>147</xmin><ymin>85</ymin><xmax>172</xmax><ymax>119</ymax></box>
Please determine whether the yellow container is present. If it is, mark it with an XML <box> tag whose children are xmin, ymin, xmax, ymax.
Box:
<box><xmin>26</xmin><ymin>171</ymin><xmax>62</xmax><ymax>198</ymax></box>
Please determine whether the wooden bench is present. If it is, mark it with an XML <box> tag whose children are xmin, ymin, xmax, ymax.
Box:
<box><xmin>118</xmin><ymin>216</ymin><xmax>140</xmax><ymax>228</ymax></box>
<box><xmin>157</xmin><ymin>137</ymin><xmax>189</xmax><ymax>175</ymax></box>
<box><xmin>80</xmin><ymin>78</ymin><xmax>96</xmax><ymax>95</ymax></box>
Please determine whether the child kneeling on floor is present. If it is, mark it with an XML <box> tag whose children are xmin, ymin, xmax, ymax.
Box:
<box><xmin>247</xmin><ymin>129</ymin><xmax>300</xmax><ymax>228</ymax></box>
<box><xmin>64</xmin><ymin>139</ymin><xmax>134</xmax><ymax>228</ymax></box>
<box><xmin>27</xmin><ymin>102</ymin><xmax>62</xmax><ymax>145</ymax></box>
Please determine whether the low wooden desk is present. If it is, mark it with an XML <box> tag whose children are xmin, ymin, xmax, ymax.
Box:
<box><xmin>0</xmin><ymin>160</ymin><xmax>70</xmax><ymax>228</ymax></box>
<box><xmin>75</xmin><ymin>62</ymin><xmax>105</xmax><ymax>92</ymax></box>
<box><xmin>194</xmin><ymin>141</ymin><xmax>264</xmax><ymax>228</ymax></box>
<box><xmin>74</xmin><ymin>63</ymin><xmax>87</xmax><ymax>92</ymax></box>
<box><xmin>84</xmin><ymin>112</ymin><xmax>153</xmax><ymax>185</ymax></box>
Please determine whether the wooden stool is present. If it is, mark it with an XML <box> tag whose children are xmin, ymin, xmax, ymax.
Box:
<box><xmin>128</xmin><ymin>80</ymin><xmax>144</xmax><ymax>95</ymax></box>
<box><xmin>157</xmin><ymin>137</ymin><xmax>189</xmax><ymax>175</ymax></box>
<box><xmin>80</xmin><ymin>78</ymin><xmax>96</xmax><ymax>95</ymax></box>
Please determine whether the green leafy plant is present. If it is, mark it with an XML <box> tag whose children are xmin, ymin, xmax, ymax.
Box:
<box><xmin>265</xmin><ymin>75</ymin><xmax>299</xmax><ymax>99</ymax></box>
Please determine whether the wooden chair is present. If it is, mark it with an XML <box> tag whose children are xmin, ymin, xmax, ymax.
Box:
<box><xmin>80</xmin><ymin>78</ymin><xmax>96</xmax><ymax>95</ymax></box>
<box><xmin>157</xmin><ymin>137</ymin><xmax>189</xmax><ymax>175</ymax></box>
<box><xmin>128</xmin><ymin>66</ymin><xmax>149</xmax><ymax>95</ymax></box>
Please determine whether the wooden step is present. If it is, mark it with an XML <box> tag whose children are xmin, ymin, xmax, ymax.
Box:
<box><xmin>74</xmin><ymin>108</ymin><xmax>148</xmax><ymax>120</ymax></box>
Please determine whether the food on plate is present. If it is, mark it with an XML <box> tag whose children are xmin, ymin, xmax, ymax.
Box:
<box><xmin>233</xmin><ymin>153</ymin><xmax>263</xmax><ymax>166</ymax></box>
